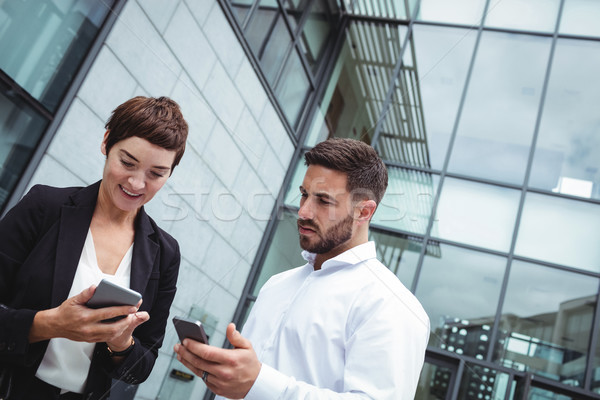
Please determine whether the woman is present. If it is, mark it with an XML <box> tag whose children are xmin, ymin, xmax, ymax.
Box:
<box><xmin>0</xmin><ymin>96</ymin><xmax>188</xmax><ymax>399</ymax></box>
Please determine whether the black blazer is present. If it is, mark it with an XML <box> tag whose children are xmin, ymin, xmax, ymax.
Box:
<box><xmin>0</xmin><ymin>181</ymin><xmax>180</xmax><ymax>399</ymax></box>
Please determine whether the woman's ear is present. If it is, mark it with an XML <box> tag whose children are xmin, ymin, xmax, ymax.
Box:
<box><xmin>101</xmin><ymin>130</ymin><xmax>110</xmax><ymax>156</ymax></box>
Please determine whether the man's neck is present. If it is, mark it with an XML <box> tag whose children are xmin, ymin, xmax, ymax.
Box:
<box><xmin>313</xmin><ymin>237</ymin><xmax>368</xmax><ymax>271</ymax></box>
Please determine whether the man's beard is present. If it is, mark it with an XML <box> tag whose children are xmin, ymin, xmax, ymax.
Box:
<box><xmin>297</xmin><ymin>214</ymin><xmax>353</xmax><ymax>254</ymax></box>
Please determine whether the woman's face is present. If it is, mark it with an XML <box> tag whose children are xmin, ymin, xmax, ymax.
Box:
<box><xmin>101</xmin><ymin>134</ymin><xmax>176</xmax><ymax>213</ymax></box>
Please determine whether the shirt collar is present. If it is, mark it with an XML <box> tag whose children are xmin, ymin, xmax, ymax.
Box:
<box><xmin>301</xmin><ymin>241</ymin><xmax>377</xmax><ymax>270</ymax></box>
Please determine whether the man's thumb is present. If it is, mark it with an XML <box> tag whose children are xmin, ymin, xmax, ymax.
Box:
<box><xmin>226</xmin><ymin>323</ymin><xmax>249</xmax><ymax>349</ymax></box>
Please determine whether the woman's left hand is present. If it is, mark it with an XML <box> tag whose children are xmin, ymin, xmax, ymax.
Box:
<box><xmin>106</xmin><ymin>300</ymin><xmax>150</xmax><ymax>352</ymax></box>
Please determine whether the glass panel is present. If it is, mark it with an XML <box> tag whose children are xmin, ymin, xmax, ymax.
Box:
<box><xmin>560</xmin><ymin>0</ymin><xmax>600</xmax><ymax>37</ymax></box>
<box><xmin>275</xmin><ymin>48</ymin><xmax>311</xmax><ymax>127</ymax></box>
<box><xmin>458</xmin><ymin>364</ymin><xmax>515</xmax><ymax>400</ymax></box>
<box><xmin>230</xmin><ymin>0</ymin><xmax>255</xmax><ymax>25</ymax></box>
<box><xmin>448</xmin><ymin>31</ymin><xmax>552</xmax><ymax>184</ymax></box>
<box><xmin>245</xmin><ymin>0</ymin><xmax>292</xmax><ymax>85</ymax></box>
<box><xmin>515</xmin><ymin>193</ymin><xmax>600</xmax><ymax>272</ymax></box>
<box><xmin>417</xmin><ymin>0</ymin><xmax>486</xmax><ymax>26</ymax></box>
<box><xmin>252</xmin><ymin>210</ymin><xmax>304</xmax><ymax>296</ymax></box>
<box><xmin>284</xmin><ymin>157</ymin><xmax>307</xmax><ymax>207</ymax></box>
<box><xmin>415</xmin><ymin>362</ymin><xmax>454</xmax><ymax>400</ymax></box>
<box><xmin>305</xmin><ymin>22</ymin><xmax>407</xmax><ymax>146</ymax></box>
<box><xmin>0</xmin><ymin>83</ymin><xmax>49</xmax><ymax>212</ymax></box>
<box><xmin>495</xmin><ymin>260</ymin><xmax>599</xmax><ymax>386</ymax></box>
<box><xmin>415</xmin><ymin>243</ymin><xmax>507</xmax><ymax>357</ymax></box>
<box><xmin>377</xmin><ymin>25</ymin><xmax>476</xmax><ymax>170</ymax></box>
<box><xmin>372</xmin><ymin>167</ymin><xmax>439</xmax><ymax>235</ymax></box>
<box><xmin>0</xmin><ymin>0</ymin><xmax>114</xmax><ymax>112</ymax></box>
<box><xmin>529</xmin><ymin>39</ymin><xmax>600</xmax><ymax>200</ymax></box>
<box><xmin>299</xmin><ymin>0</ymin><xmax>334</xmax><ymax>73</ymax></box>
<box><xmin>283</xmin><ymin>0</ymin><xmax>308</xmax><ymax>31</ymax></box>
<box><xmin>369</xmin><ymin>229</ymin><xmax>422</xmax><ymax>289</ymax></box>
<box><xmin>433</xmin><ymin>178</ymin><xmax>520</xmax><ymax>252</ymax></box>
<box><xmin>485</xmin><ymin>0</ymin><xmax>560</xmax><ymax>32</ymax></box>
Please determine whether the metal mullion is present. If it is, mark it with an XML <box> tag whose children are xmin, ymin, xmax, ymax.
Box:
<box><xmin>509</xmin><ymin>254</ymin><xmax>600</xmax><ymax>279</ymax></box>
<box><xmin>410</xmin><ymin>0</ymin><xmax>486</xmax><ymax>293</ymax></box>
<box><xmin>486</xmin><ymin>0</ymin><xmax>565</xmax><ymax>364</ymax></box>
<box><xmin>237</xmin><ymin>0</ymin><xmax>262</xmax><ymax>30</ymax></box>
<box><xmin>526</xmin><ymin>186</ymin><xmax>600</xmax><ymax>206</ymax></box>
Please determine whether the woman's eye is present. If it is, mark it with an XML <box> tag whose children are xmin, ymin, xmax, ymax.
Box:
<box><xmin>121</xmin><ymin>160</ymin><xmax>134</xmax><ymax>167</ymax></box>
<box><xmin>150</xmin><ymin>171</ymin><xmax>165</xmax><ymax>178</ymax></box>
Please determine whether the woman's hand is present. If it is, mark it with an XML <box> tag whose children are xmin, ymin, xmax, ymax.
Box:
<box><xmin>29</xmin><ymin>285</ymin><xmax>149</xmax><ymax>344</ymax></box>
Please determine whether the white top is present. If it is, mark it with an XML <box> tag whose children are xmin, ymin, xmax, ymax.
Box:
<box><xmin>36</xmin><ymin>229</ymin><xmax>133</xmax><ymax>393</ymax></box>
<box><xmin>218</xmin><ymin>241</ymin><xmax>430</xmax><ymax>400</ymax></box>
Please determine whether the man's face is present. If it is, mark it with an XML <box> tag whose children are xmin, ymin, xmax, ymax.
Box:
<box><xmin>297</xmin><ymin>165</ymin><xmax>356</xmax><ymax>257</ymax></box>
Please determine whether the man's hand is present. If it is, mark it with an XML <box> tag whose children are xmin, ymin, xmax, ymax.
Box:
<box><xmin>29</xmin><ymin>285</ymin><xmax>149</xmax><ymax>346</ymax></box>
<box><xmin>174</xmin><ymin>323</ymin><xmax>261</xmax><ymax>399</ymax></box>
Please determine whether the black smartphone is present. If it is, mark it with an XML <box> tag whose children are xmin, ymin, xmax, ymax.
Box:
<box><xmin>173</xmin><ymin>316</ymin><xmax>209</xmax><ymax>344</ymax></box>
<box><xmin>86</xmin><ymin>279</ymin><xmax>142</xmax><ymax>309</ymax></box>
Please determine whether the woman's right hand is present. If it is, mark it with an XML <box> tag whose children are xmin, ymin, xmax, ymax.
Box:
<box><xmin>28</xmin><ymin>285</ymin><xmax>143</xmax><ymax>344</ymax></box>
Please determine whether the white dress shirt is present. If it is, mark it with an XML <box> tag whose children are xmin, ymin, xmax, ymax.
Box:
<box><xmin>219</xmin><ymin>241</ymin><xmax>430</xmax><ymax>400</ymax></box>
<box><xmin>35</xmin><ymin>229</ymin><xmax>133</xmax><ymax>393</ymax></box>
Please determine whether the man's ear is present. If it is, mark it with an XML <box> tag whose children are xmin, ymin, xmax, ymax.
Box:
<box><xmin>355</xmin><ymin>199</ymin><xmax>377</xmax><ymax>223</ymax></box>
<box><xmin>101</xmin><ymin>130</ymin><xmax>110</xmax><ymax>156</ymax></box>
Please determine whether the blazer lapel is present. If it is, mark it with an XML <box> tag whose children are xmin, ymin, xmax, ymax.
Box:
<box><xmin>130</xmin><ymin>207</ymin><xmax>159</xmax><ymax>295</ymax></box>
<box><xmin>51</xmin><ymin>182</ymin><xmax>99</xmax><ymax>308</ymax></box>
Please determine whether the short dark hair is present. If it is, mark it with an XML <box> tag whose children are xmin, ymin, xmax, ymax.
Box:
<box><xmin>104</xmin><ymin>96</ymin><xmax>188</xmax><ymax>171</ymax></box>
<box><xmin>304</xmin><ymin>138</ymin><xmax>388</xmax><ymax>204</ymax></box>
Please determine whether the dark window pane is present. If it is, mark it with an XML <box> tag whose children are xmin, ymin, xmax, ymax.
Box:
<box><xmin>0</xmin><ymin>0</ymin><xmax>113</xmax><ymax>112</ymax></box>
<box><xmin>275</xmin><ymin>48</ymin><xmax>311</xmax><ymax>127</ymax></box>
<box><xmin>485</xmin><ymin>0</ymin><xmax>559</xmax><ymax>32</ymax></box>
<box><xmin>369</xmin><ymin>229</ymin><xmax>422</xmax><ymax>289</ymax></box>
<box><xmin>433</xmin><ymin>178</ymin><xmax>520</xmax><ymax>252</ymax></box>
<box><xmin>377</xmin><ymin>25</ymin><xmax>476</xmax><ymax>169</ymax></box>
<box><xmin>245</xmin><ymin>1</ymin><xmax>292</xmax><ymax>85</ymax></box>
<box><xmin>372</xmin><ymin>167</ymin><xmax>439</xmax><ymax>235</ymax></box>
<box><xmin>448</xmin><ymin>31</ymin><xmax>551</xmax><ymax>184</ymax></box>
<box><xmin>495</xmin><ymin>260</ymin><xmax>598</xmax><ymax>386</ymax></box>
<box><xmin>299</xmin><ymin>0</ymin><xmax>335</xmax><ymax>73</ymax></box>
<box><xmin>230</xmin><ymin>0</ymin><xmax>255</xmax><ymax>25</ymax></box>
<box><xmin>529</xmin><ymin>39</ymin><xmax>600</xmax><ymax>200</ymax></box>
<box><xmin>560</xmin><ymin>0</ymin><xmax>600</xmax><ymax>37</ymax></box>
<box><xmin>457</xmin><ymin>364</ymin><xmax>515</xmax><ymax>400</ymax></box>
<box><xmin>515</xmin><ymin>193</ymin><xmax>600</xmax><ymax>273</ymax></box>
<box><xmin>283</xmin><ymin>0</ymin><xmax>309</xmax><ymax>31</ymax></box>
<box><xmin>0</xmin><ymin>85</ymin><xmax>49</xmax><ymax>212</ymax></box>
<box><xmin>415</xmin><ymin>243</ymin><xmax>507</xmax><ymax>357</ymax></box>
<box><xmin>305</xmin><ymin>21</ymin><xmax>407</xmax><ymax>146</ymax></box>
<box><xmin>415</xmin><ymin>362</ymin><xmax>454</xmax><ymax>400</ymax></box>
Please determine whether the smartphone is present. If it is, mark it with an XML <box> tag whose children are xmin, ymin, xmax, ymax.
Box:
<box><xmin>86</xmin><ymin>279</ymin><xmax>142</xmax><ymax>309</ymax></box>
<box><xmin>173</xmin><ymin>316</ymin><xmax>209</xmax><ymax>344</ymax></box>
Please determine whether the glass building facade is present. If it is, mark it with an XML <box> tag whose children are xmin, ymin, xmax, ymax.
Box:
<box><xmin>1</xmin><ymin>0</ymin><xmax>600</xmax><ymax>399</ymax></box>
<box><xmin>221</xmin><ymin>1</ymin><xmax>600</xmax><ymax>399</ymax></box>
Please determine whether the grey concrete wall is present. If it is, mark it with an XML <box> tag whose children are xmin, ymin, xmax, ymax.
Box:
<box><xmin>25</xmin><ymin>0</ymin><xmax>295</xmax><ymax>398</ymax></box>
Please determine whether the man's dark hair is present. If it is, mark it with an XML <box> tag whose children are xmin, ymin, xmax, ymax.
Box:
<box><xmin>304</xmin><ymin>138</ymin><xmax>388</xmax><ymax>204</ymax></box>
<box><xmin>105</xmin><ymin>96</ymin><xmax>188</xmax><ymax>172</ymax></box>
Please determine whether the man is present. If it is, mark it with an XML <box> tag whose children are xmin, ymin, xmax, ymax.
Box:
<box><xmin>174</xmin><ymin>138</ymin><xmax>430</xmax><ymax>399</ymax></box>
